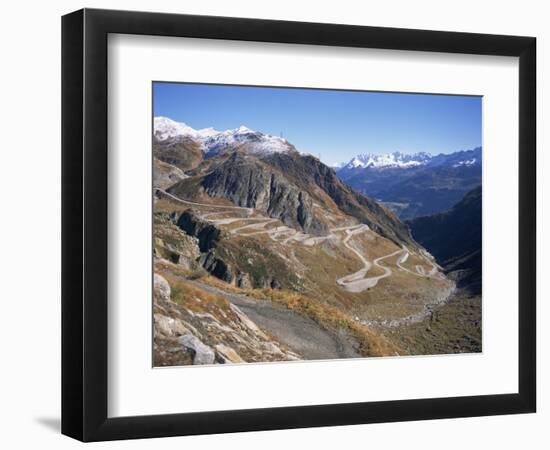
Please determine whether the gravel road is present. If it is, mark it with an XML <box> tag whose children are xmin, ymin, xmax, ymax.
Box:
<box><xmin>190</xmin><ymin>281</ymin><xmax>360</xmax><ymax>360</ymax></box>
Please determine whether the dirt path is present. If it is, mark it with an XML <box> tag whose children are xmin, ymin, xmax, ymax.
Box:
<box><xmin>190</xmin><ymin>281</ymin><xmax>360</xmax><ymax>360</ymax></box>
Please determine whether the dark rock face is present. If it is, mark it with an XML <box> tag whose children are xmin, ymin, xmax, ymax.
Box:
<box><xmin>199</xmin><ymin>251</ymin><xmax>234</xmax><ymax>283</ymax></box>
<box><xmin>407</xmin><ymin>186</ymin><xmax>482</xmax><ymax>294</ymax></box>
<box><xmin>201</xmin><ymin>152</ymin><xmax>326</xmax><ymax>235</ymax></box>
<box><xmin>176</xmin><ymin>210</ymin><xmax>223</xmax><ymax>252</ymax></box>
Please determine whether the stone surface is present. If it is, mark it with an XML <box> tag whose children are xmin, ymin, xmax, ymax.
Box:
<box><xmin>215</xmin><ymin>344</ymin><xmax>244</xmax><ymax>363</ymax></box>
<box><xmin>153</xmin><ymin>273</ymin><xmax>171</xmax><ymax>303</ymax></box>
<box><xmin>154</xmin><ymin>313</ymin><xmax>188</xmax><ymax>337</ymax></box>
<box><xmin>179</xmin><ymin>334</ymin><xmax>215</xmax><ymax>365</ymax></box>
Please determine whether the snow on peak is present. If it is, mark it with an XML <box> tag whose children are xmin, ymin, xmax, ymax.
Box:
<box><xmin>196</xmin><ymin>127</ymin><xmax>218</xmax><ymax>139</ymax></box>
<box><xmin>153</xmin><ymin>116</ymin><xmax>293</xmax><ymax>156</ymax></box>
<box><xmin>154</xmin><ymin>116</ymin><xmax>197</xmax><ymax>141</ymax></box>
<box><xmin>236</xmin><ymin>125</ymin><xmax>254</xmax><ymax>134</ymax></box>
<box><xmin>343</xmin><ymin>151</ymin><xmax>432</xmax><ymax>169</ymax></box>
<box><xmin>338</xmin><ymin>148</ymin><xmax>482</xmax><ymax>171</ymax></box>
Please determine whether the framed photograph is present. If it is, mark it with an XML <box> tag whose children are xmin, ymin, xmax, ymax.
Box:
<box><xmin>62</xmin><ymin>8</ymin><xmax>536</xmax><ymax>442</ymax></box>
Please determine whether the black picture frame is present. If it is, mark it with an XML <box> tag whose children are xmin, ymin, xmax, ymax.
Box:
<box><xmin>61</xmin><ymin>8</ymin><xmax>536</xmax><ymax>442</ymax></box>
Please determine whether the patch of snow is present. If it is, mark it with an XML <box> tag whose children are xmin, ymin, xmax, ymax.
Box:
<box><xmin>154</xmin><ymin>116</ymin><xmax>293</xmax><ymax>156</ymax></box>
<box><xmin>154</xmin><ymin>116</ymin><xmax>198</xmax><ymax>141</ymax></box>
<box><xmin>452</xmin><ymin>158</ymin><xmax>477</xmax><ymax>168</ymax></box>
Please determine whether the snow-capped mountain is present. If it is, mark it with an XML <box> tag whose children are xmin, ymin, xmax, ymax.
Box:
<box><xmin>336</xmin><ymin>147</ymin><xmax>482</xmax><ymax>219</ymax></box>
<box><xmin>154</xmin><ymin>116</ymin><xmax>294</xmax><ymax>156</ymax></box>
<box><xmin>338</xmin><ymin>148</ymin><xmax>481</xmax><ymax>171</ymax></box>
<box><xmin>343</xmin><ymin>152</ymin><xmax>433</xmax><ymax>170</ymax></box>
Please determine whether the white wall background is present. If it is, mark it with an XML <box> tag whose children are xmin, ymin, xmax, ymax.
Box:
<box><xmin>0</xmin><ymin>1</ymin><xmax>546</xmax><ymax>448</ymax></box>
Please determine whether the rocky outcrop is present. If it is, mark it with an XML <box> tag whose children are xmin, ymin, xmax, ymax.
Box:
<box><xmin>199</xmin><ymin>152</ymin><xmax>326</xmax><ymax>235</ymax></box>
<box><xmin>176</xmin><ymin>210</ymin><xmax>224</xmax><ymax>252</ymax></box>
<box><xmin>153</xmin><ymin>270</ymin><xmax>300</xmax><ymax>366</ymax></box>
<box><xmin>179</xmin><ymin>334</ymin><xmax>216</xmax><ymax>365</ymax></box>
<box><xmin>154</xmin><ymin>213</ymin><xmax>202</xmax><ymax>270</ymax></box>
<box><xmin>154</xmin><ymin>313</ymin><xmax>189</xmax><ymax>337</ymax></box>
<box><xmin>153</xmin><ymin>273</ymin><xmax>171</xmax><ymax>303</ymax></box>
<box><xmin>199</xmin><ymin>251</ymin><xmax>233</xmax><ymax>283</ymax></box>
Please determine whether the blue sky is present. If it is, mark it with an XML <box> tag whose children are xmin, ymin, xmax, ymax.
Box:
<box><xmin>153</xmin><ymin>82</ymin><xmax>482</xmax><ymax>165</ymax></box>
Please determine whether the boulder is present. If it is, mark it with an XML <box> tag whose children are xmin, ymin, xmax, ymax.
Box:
<box><xmin>154</xmin><ymin>313</ymin><xmax>188</xmax><ymax>337</ymax></box>
<box><xmin>179</xmin><ymin>334</ymin><xmax>215</xmax><ymax>365</ymax></box>
<box><xmin>153</xmin><ymin>273</ymin><xmax>171</xmax><ymax>303</ymax></box>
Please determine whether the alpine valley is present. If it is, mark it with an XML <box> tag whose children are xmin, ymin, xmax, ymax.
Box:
<box><xmin>152</xmin><ymin>117</ymin><xmax>481</xmax><ymax>366</ymax></box>
<box><xmin>335</xmin><ymin>147</ymin><xmax>481</xmax><ymax>219</ymax></box>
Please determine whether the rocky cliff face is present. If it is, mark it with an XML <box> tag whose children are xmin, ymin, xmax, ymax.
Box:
<box><xmin>203</xmin><ymin>152</ymin><xmax>325</xmax><ymax>234</ymax></box>
<box><xmin>176</xmin><ymin>210</ymin><xmax>225</xmax><ymax>252</ymax></box>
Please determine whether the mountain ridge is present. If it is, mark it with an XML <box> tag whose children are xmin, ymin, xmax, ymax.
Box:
<box><xmin>336</xmin><ymin>147</ymin><xmax>481</xmax><ymax>171</ymax></box>
<box><xmin>154</xmin><ymin>116</ymin><xmax>296</xmax><ymax>157</ymax></box>
<box><xmin>407</xmin><ymin>186</ymin><xmax>482</xmax><ymax>294</ymax></box>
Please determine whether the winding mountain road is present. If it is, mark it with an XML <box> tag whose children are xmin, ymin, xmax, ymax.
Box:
<box><xmin>156</xmin><ymin>188</ymin><xmax>442</xmax><ymax>293</ymax></box>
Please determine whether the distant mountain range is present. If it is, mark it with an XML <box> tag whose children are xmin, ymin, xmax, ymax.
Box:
<box><xmin>335</xmin><ymin>147</ymin><xmax>481</xmax><ymax>219</ymax></box>
<box><xmin>407</xmin><ymin>186</ymin><xmax>482</xmax><ymax>294</ymax></box>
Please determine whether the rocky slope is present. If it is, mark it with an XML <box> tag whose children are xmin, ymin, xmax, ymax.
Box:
<box><xmin>153</xmin><ymin>268</ymin><xmax>300</xmax><ymax>366</ymax></box>
<box><xmin>407</xmin><ymin>186</ymin><xmax>482</xmax><ymax>294</ymax></box>
<box><xmin>153</xmin><ymin>158</ymin><xmax>187</xmax><ymax>189</ymax></box>
<box><xmin>153</xmin><ymin>136</ymin><xmax>203</xmax><ymax>171</ymax></box>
